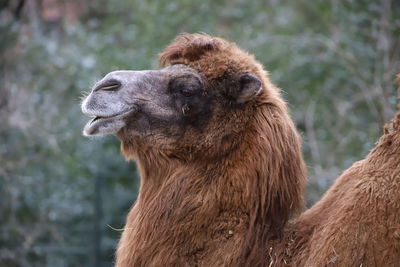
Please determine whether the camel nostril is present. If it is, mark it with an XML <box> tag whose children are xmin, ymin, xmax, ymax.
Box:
<box><xmin>94</xmin><ymin>79</ymin><xmax>121</xmax><ymax>92</ymax></box>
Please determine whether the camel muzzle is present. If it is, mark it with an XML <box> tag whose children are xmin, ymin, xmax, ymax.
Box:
<box><xmin>81</xmin><ymin>70</ymin><xmax>153</xmax><ymax>136</ymax></box>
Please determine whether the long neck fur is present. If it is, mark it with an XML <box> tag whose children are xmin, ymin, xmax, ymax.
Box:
<box><xmin>116</xmin><ymin>98</ymin><xmax>306</xmax><ymax>267</ymax></box>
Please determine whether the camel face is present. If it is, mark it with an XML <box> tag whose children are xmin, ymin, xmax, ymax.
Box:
<box><xmin>82</xmin><ymin>63</ymin><xmax>262</xmax><ymax>157</ymax></box>
<box><xmin>82</xmin><ymin>64</ymin><xmax>206</xmax><ymax>137</ymax></box>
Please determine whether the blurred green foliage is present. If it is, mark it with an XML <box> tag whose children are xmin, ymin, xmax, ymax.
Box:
<box><xmin>1</xmin><ymin>0</ymin><xmax>399</xmax><ymax>266</ymax></box>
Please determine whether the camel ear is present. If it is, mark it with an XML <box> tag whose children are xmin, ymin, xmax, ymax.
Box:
<box><xmin>236</xmin><ymin>73</ymin><xmax>262</xmax><ymax>103</ymax></box>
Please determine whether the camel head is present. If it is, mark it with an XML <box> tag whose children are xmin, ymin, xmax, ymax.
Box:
<box><xmin>81</xmin><ymin>34</ymin><xmax>274</xmax><ymax>161</ymax></box>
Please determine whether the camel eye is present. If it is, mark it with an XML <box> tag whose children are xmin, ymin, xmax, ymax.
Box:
<box><xmin>180</xmin><ymin>89</ymin><xmax>194</xmax><ymax>97</ymax></box>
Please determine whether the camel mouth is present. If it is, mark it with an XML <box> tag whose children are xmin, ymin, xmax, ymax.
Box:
<box><xmin>83</xmin><ymin>108</ymin><xmax>137</xmax><ymax>136</ymax></box>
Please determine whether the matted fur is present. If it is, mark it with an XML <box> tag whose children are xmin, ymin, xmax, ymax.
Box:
<box><xmin>114</xmin><ymin>34</ymin><xmax>400</xmax><ymax>266</ymax></box>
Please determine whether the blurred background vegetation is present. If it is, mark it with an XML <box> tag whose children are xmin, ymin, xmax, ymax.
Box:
<box><xmin>1</xmin><ymin>0</ymin><xmax>399</xmax><ymax>266</ymax></box>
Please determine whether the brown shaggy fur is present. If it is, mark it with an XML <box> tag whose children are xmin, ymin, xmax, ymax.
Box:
<box><xmin>115</xmin><ymin>34</ymin><xmax>400</xmax><ymax>266</ymax></box>
<box><xmin>116</xmin><ymin>33</ymin><xmax>306</xmax><ymax>266</ymax></box>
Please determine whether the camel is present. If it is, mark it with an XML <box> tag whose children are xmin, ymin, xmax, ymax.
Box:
<box><xmin>81</xmin><ymin>33</ymin><xmax>400</xmax><ymax>266</ymax></box>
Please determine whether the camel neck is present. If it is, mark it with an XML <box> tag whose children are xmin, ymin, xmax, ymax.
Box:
<box><xmin>116</xmin><ymin>155</ymin><xmax>253</xmax><ymax>266</ymax></box>
<box><xmin>116</xmin><ymin>104</ymin><xmax>307</xmax><ymax>266</ymax></box>
<box><xmin>135</xmin><ymin>153</ymin><xmax>247</xmax><ymax>212</ymax></box>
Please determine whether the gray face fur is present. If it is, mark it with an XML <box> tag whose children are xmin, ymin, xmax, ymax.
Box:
<box><xmin>81</xmin><ymin>65</ymin><xmax>204</xmax><ymax>137</ymax></box>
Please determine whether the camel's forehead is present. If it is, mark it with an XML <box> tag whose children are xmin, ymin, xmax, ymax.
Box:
<box><xmin>160</xmin><ymin>64</ymin><xmax>201</xmax><ymax>77</ymax></box>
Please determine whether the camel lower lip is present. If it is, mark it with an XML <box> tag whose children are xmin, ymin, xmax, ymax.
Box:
<box><xmin>83</xmin><ymin>108</ymin><xmax>136</xmax><ymax>136</ymax></box>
